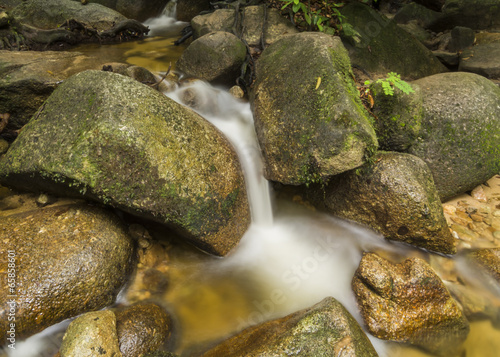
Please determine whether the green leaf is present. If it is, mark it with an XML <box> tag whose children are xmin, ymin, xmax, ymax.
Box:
<box><xmin>292</xmin><ymin>3</ymin><xmax>300</xmax><ymax>12</ymax></box>
<box><xmin>304</xmin><ymin>12</ymin><xmax>311</xmax><ymax>24</ymax></box>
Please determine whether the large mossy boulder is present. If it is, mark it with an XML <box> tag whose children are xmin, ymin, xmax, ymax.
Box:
<box><xmin>202</xmin><ymin>296</ymin><xmax>379</xmax><ymax>357</ymax></box>
<box><xmin>0</xmin><ymin>50</ymin><xmax>99</xmax><ymax>131</ymax></box>
<box><xmin>353</xmin><ymin>253</ymin><xmax>470</xmax><ymax>356</ymax></box>
<box><xmin>307</xmin><ymin>152</ymin><xmax>456</xmax><ymax>254</ymax></box>
<box><xmin>251</xmin><ymin>32</ymin><xmax>378</xmax><ymax>185</ymax></box>
<box><xmin>176</xmin><ymin>31</ymin><xmax>247</xmax><ymax>86</ymax></box>
<box><xmin>0</xmin><ymin>70</ymin><xmax>250</xmax><ymax>256</ymax></box>
<box><xmin>429</xmin><ymin>0</ymin><xmax>500</xmax><ymax>31</ymax></box>
<box><xmin>0</xmin><ymin>200</ymin><xmax>135</xmax><ymax>341</ymax></box>
<box><xmin>409</xmin><ymin>72</ymin><xmax>500</xmax><ymax>200</ymax></box>
<box><xmin>340</xmin><ymin>2</ymin><xmax>446</xmax><ymax>79</ymax></box>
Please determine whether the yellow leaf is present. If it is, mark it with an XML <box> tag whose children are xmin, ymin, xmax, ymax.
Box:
<box><xmin>47</xmin><ymin>70</ymin><xmax>54</xmax><ymax>75</ymax></box>
<box><xmin>315</xmin><ymin>77</ymin><xmax>321</xmax><ymax>90</ymax></box>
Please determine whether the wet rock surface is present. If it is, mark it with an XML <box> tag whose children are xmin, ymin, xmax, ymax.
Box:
<box><xmin>307</xmin><ymin>152</ymin><xmax>456</xmax><ymax>254</ymax></box>
<box><xmin>115</xmin><ymin>303</ymin><xmax>173</xmax><ymax>357</ymax></box>
<box><xmin>0</xmin><ymin>196</ymin><xmax>135</xmax><ymax>341</ymax></box>
<box><xmin>202</xmin><ymin>296</ymin><xmax>379</xmax><ymax>357</ymax></box>
<box><xmin>0</xmin><ymin>50</ymin><xmax>99</xmax><ymax>130</ymax></box>
<box><xmin>0</xmin><ymin>70</ymin><xmax>250</xmax><ymax>256</ymax></box>
<box><xmin>352</xmin><ymin>253</ymin><xmax>470</xmax><ymax>356</ymax></box>
<box><xmin>59</xmin><ymin>310</ymin><xmax>122</xmax><ymax>357</ymax></box>
<box><xmin>251</xmin><ymin>32</ymin><xmax>377</xmax><ymax>185</ymax></box>
<box><xmin>176</xmin><ymin>31</ymin><xmax>247</xmax><ymax>86</ymax></box>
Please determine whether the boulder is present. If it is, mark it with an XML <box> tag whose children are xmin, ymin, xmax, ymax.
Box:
<box><xmin>414</xmin><ymin>0</ymin><xmax>446</xmax><ymax>11</ymax></box>
<box><xmin>251</xmin><ymin>32</ymin><xmax>377</xmax><ymax>185</ymax></box>
<box><xmin>459</xmin><ymin>43</ymin><xmax>500</xmax><ymax>80</ymax></box>
<box><xmin>352</xmin><ymin>253</ymin><xmax>470</xmax><ymax>356</ymax></box>
<box><xmin>59</xmin><ymin>311</ymin><xmax>122</xmax><ymax>357</ymax></box>
<box><xmin>202</xmin><ymin>296</ymin><xmax>379</xmax><ymax>357</ymax></box>
<box><xmin>448</xmin><ymin>26</ymin><xmax>475</xmax><ymax>52</ymax></box>
<box><xmin>7</xmin><ymin>0</ymin><xmax>148</xmax><ymax>49</ymax></box>
<box><xmin>307</xmin><ymin>152</ymin><xmax>456</xmax><ymax>254</ymax></box>
<box><xmin>409</xmin><ymin>72</ymin><xmax>500</xmax><ymax>200</ymax></box>
<box><xmin>0</xmin><ymin>50</ymin><xmax>99</xmax><ymax>131</ymax></box>
<box><xmin>340</xmin><ymin>2</ymin><xmax>447</xmax><ymax>79</ymax></box>
<box><xmin>0</xmin><ymin>70</ymin><xmax>250</xmax><ymax>256</ymax></box>
<box><xmin>88</xmin><ymin>0</ymin><xmax>168</xmax><ymax>22</ymax></box>
<box><xmin>176</xmin><ymin>31</ymin><xmax>247</xmax><ymax>86</ymax></box>
<box><xmin>0</xmin><ymin>199</ymin><xmax>135</xmax><ymax>341</ymax></box>
<box><xmin>177</xmin><ymin>0</ymin><xmax>210</xmax><ymax>22</ymax></box>
<box><xmin>115</xmin><ymin>303</ymin><xmax>173</xmax><ymax>357</ymax></box>
<box><xmin>191</xmin><ymin>6</ymin><xmax>297</xmax><ymax>46</ymax></box>
<box><xmin>429</xmin><ymin>0</ymin><xmax>500</xmax><ymax>31</ymax></box>
<box><xmin>394</xmin><ymin>2</ymin><xmax>443</xmax><ymax>29</ymax></box>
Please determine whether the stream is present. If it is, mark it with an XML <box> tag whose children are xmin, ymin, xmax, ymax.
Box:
<box><xmin>5</xmin><ymin>7</ymin><xmax>500</xmax><ymax>357</ymax></box>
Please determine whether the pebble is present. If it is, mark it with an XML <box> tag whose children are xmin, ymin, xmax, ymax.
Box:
<box><xmin>451</xmin><ymin>224</ymin><xmax>477</xmax><ymax>242</ymax></box>
<box><xmin>451</xmin><ymin>216</ymin><xmax>470</xmax><ymax>226</ymax></box>
<box><xmin>494</xmin><ymin>231</ymin><xmax>500</xmax><ymax>239</ymax></box>
<box><xmin>493</xmin><ymin>210</ymin><xmax>500</xmax><ymax>217</ymax></box>
<box><xmin>471</xmin><ymin>185</ymin><xmax>488</xmax><ymax>202</ymax></box>
<box><xmin>470</xmin><ymin>214</ymin><xmax>484</xmax><ymax>222</ymax></box>
<box><xmin>443</xmin><ymin>204</ymin><xmax>456</xmax><ymax>215</ymax></box>
<box><xmin>456</xmin><ymin>211</ymin><xmax>472</xmax><ymax>221</ymax></box>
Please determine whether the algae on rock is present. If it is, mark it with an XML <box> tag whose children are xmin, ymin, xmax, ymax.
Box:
<box><xmin>0</xmin><ymin>70</ymin><xmax>250</xmax><ymax>256</ymax></box>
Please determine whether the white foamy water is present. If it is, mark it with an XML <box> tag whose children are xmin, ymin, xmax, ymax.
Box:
<box><xmin>164</xmin><ymin>80</ymin><xmax>415</xmax><ymax>355</ymax></box>
<box><xmin>143</xmin><ymin>0</ymin><xmax>187</xmax><ymax>38</ymax></box>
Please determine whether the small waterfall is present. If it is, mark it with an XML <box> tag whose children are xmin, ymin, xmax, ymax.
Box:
<box><xmin>165</xmin><ymin>81</ymin><xmax>274</xmax><ymax>226</ymax></box>
<box><xmin>143</xmin><ymin>0</ymin><xmax>187</xmax><ymax>38</ymax></box>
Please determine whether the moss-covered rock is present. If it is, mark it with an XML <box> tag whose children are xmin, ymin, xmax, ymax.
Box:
<box><xmin>87</xmin><ymin>0</ymin><xmax>168</xmax><ymax>22</ymax></box>
<box><xmin>0</xmin><ymin>50</ymin><xmax>99</xmax><ymax>131</ymax></box>
<box><xmin>0</xmin><ymin>200</ymin><xmax>135</xmax><ymax>341</ymax></box>
<box><xmin>177</xmin><ymin>0</ymin><xmax>211</xmax><ymax>22</ymax></box>
<box><xmin>340</xmin><ymin>2</ymin><xmax>447</xmax><ymax>79</ymax></box>
<box><xmin>353</xmin><ymin>253</ymin><xmax>470</xmax><ymax>356</ymax></box>
<box><xmin>0</xmin><ymin>70</ymin><xmax>250</xmax><ymax>256</ymax></box>
<box><xmin>176</xmin><ymin>31</ymin><xmax>247</xmax><ymax>86</ymax></box>
<box><xmin>251</xmin><ymin>32</ymin><xmax>377</xmax><ymax>185</ymax></box>
<box><xmin>371</xmin><ymin>83</ymin><xmax>423</xmax><ymax>151</ymax></box>
<box><xmin>307</xmin><ymin>152</ymin><xmax>456</xmax><ymax>254</ymax></box>
<box><xmin>191</xmin><ymin>9</ymin><xmax>234</xmax><ymax>39</ymax></box>
<box><xmin>409</xmin><ymin>72</ymin><xmax>500</xmax><ymax>200</ymax></box>
<box><xmin>115</xmin><ymin>303</ymin><xmax>173</xmax><ymax>357</ymax></box>
<box><xmin>429</xmin><ymin>0</ymin><xmax>500</xmax><ymax>31</ymax></box>
<box><xmin>468</xmin><ymin>248</ymin><xmax>500</xmax><ymax>285</ymax></box>
<box><xmin>60</xmin><ymin>310</ymin><xmax>122</xmax><ymax>357</ymax></box>
<box><xmin>201</xmin><ymin>296</ymin><xmax>379</xmax><ymax>357</ymax></box>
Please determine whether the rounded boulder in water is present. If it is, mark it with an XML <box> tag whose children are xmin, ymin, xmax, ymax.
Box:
<box><xmin>0</xmin><ymin>198</ymin><xmax>135</xmax><ymax>341</ymax></box>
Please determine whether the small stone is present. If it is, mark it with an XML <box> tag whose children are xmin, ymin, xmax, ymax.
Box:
<box><xmin>493</xmin><ymin>210</ymin><xmax>500</xmax><ymax>217</ymax></box>
<box><xmin>466</xmin><ymin>206</ymin><xmax>478</xmax><ymax>215</ymax></box>
<box><xmin>456</xmin><ymin>211</ymin><xmax>472</xmax><ymax>221</ymax></box>
<box><xmin>468</xmin><ymin>222</ymin><xmax>478</xmax><ymax>232</ymax></box>
<box><xmin>451</xmin><ymin>216</ymin><xmax>470</xmax><ymax>226</ymax></box>
<box><xmin>229</xmin><ymin>85</ymin><xmax>245</xmax><ymax>99</ymax></box>
<box><xmin>478</xmin><ymin>205</ymin><xmax>492</xmax><ymax>216</ymax></box>
<box><xmin>471</xmin><ymin>214</ymin><xmax>484</xmax><ymax>222</ymax></box>
<box><xmin>471</xmin><ymin>185</ymin><xmax>488</xmax><ymax>202</ymax></box>
<box><xmin>36</xmin><ymin>193</ymin><xmax>55</xmax><ymax>207</ymax></box>
<box><xmin>492</xmin><ymin>219</ymin><xmax>500</xmax><ymax>230</ymax></box>
<box><xmin>451</xmin><ymin>224</ymin><xmax>478</xmax><ymax>241</ymax></box>
<box><xmin>493</xmin><ymin>231</ymin><xmax>500</xmax><ymax>239</ymax></box>
<box><xmin>443</xmin><ymin>204</ymin><xmax>456</xmax><ymax>215</ymax></box>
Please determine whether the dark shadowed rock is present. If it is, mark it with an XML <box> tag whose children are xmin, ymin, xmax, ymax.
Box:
<box><xmin>410</xmin><ymin>72</ymin><xmax>500</xmax><ymax>200</ymax></box>
<box><xmin>307</xmin><ymin>152</ymin><xmax>456</xmax><ymax>254</ymax></box>
<box><xmin>177</xmin><ymin>0</ymin><xmax>210</xmax><ymax>22</ymax></box>
<box><xmin>0</xmin><ymin>70</ymin><xmax>250</xmax><ymax>256</ymax></box>
<box><xmin>341</xmin><ymin>2</ymin><xmax>447</xmax><ymax>79</ymax></box>
<box><xmin>59</xmin><ymin>311</ymin><xmax>122</xmax><ymax>357</ymax></box>
<box><xmin>0</xmin><ymin>200</ymin><xmax>135</xmax><ymax>341</ymax></box>
<box><xmin>202</xmin><ymin>296</ymin><xmax>379</xmax><ymax>357</ymax></box>
<box><xmin>459</xmin><ymin>42</ymin><xmax>500</xmax><ymax>80</ymax></box>
<box><xmin>353</xmin><ymin>253</ymin><xmax>469</xmax><ymax>356</ymax></box>
<box><xmin>429</xmin><ymin>0</ymin><xmax>500</xmax><ymax>31</ymax></box>
<box><xmin>115</xmin><ymin>303</ymin><xmax>173</xmax><ymax>357</ymax></box>
<box><xmin>88</xmin><ymin>0</ymin><xmax>168</xmax><ymax>22</ymax></box>
<box><xmin>251</xmin><ymin>32</ymin><xmax>377</xmax><ymax>185</ymax></box>
<box><xmin>176</xmin><ymin>31</ymin><xmax>247</xmax><ymax>86</ymax></box>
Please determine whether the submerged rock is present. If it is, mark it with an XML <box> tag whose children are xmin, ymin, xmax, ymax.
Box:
<box><xmin>176</xmin><ymin>31</ymin><xmax>247</xmax><ymax>86</ymax></box>
<box><xmin>0</xmin><ymin>200</ymin><xmax>135</xmax><ymax>341</ymax></box>
<box><xmin>251</xmin><ymin>32</ymin><xmax>377</xmax><ymax>185</ymax></box>
<box><xmin>468</xmin><ymin>248</ymin><xmax>500</xmax><ymax>285</ymax></box>
<box><xmin>409</xmin><ymin>72</ymin><xmax>500</xmax><ymax>200</ymax></box>
<box><xmin>59</xmin><ymin>310</ymin><xmax>122</xmax><ymax>357</ymax></box>
<box><xmin>352</xmin><ymin>253</ymin><xmax>470</xmax><ymax>356</ymax></box>
<box><xmin>307</xmin><ymin>152</ymin><xmax>456</xmax><ymax>254</ymax></box>
<box><xmin>340</xmin><ymin>2</ymin><xmax>446</xmax><ymax>79</ymax></box>
<box><xmin>0</xmin><ymin>70</ymin><xmax>250</xmax><ymax>256</ymax></box>
<box><xmin>202</xmin><ymin>296</ymin><xmax>379</xmax><ymax>356</ymax></box>
<box><xmin>115</xmin><ymin>303</ymin><xmax>173</xmax><ymax>357</ymax></box>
